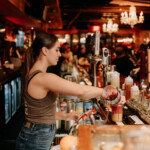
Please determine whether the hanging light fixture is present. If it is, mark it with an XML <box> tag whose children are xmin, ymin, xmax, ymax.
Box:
<box><xmin>120</xmin><ymin>5</ymin><xmax>144</xmax><ymax>28</ymax></box>
<box><xmin>103</xmin><ymin>19</ymin><xmax>118</xmax><ymax>35</ymax></box>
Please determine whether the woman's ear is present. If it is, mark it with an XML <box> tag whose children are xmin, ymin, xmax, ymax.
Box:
<box><xmin>41</xmin><ymin>47</ymin><xmax>48</xmax><ymax>56</ymax></box>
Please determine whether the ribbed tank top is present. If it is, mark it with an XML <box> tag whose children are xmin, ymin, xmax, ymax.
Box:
<box><xmin>24</xmin><ymin>70</ymin><xmax>57</xmax><ymax>124</ymax></box>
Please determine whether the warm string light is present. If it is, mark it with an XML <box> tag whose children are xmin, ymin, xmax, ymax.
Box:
<box><xmin>120</xmin><ymin>5</ymin><xmax>144</xmax><ymax>28</ymax></box>
<box><xmin>103</xmin><ymin>19</ymin><xmax>118</xmax><ymax>35</ymax></box>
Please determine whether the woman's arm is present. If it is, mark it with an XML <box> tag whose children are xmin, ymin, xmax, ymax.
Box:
<box><xmin>28</xmin><ymin>73</ymin><xmax>124</xmax><ymax>105</ymax></box>
<box><xmin>41</xmin><ymin>73</ymin><xmax>103</xmax><ymax>99</ymax></box>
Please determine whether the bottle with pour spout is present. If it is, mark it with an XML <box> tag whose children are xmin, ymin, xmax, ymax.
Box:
<box><xmin>125</xmin><ymin>76</ymin><xmax>133</xmax><ymax>100</ymax></box>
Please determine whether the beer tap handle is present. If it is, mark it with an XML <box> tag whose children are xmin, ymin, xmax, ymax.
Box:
<box><xmin>92</xmin><ymin>98</ymin><xmax>109</xmax><ymax>123</ymax></box>
<box><xmin>102</xmin><ymin>48</ymin><xmax>109</xmax><ymax>66</ymax></box>
<box><xmin>96</xmin><ymin>100</ymin><xmax>110</xmax><ymax>123</ymax></box>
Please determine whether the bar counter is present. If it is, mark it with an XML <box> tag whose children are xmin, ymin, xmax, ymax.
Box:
<box><xmin>78</xmin><ymin>124</ymin><xmax>150</xmax><ymax>150</ymax></box>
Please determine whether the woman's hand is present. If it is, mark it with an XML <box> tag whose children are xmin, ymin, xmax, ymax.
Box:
<box><xmin>119</xmin><ymin>96</ymin><xmax>126</xmax><ymax>105</ymax></box>
<box><xmin>66</xmin><ymin>111</ymin><xmax>80</xmax><ymax>122</ymax></box>
<box><xmin>101</xmin><ymin>85</ymin><xmax>118</xmax><ymax>101</ymax></box>
<box><xmin>130</xmin><ymin>67</ymin><xmax>140</xmax><ymax>76</ymax></box>
<box><xmin>55</xmin><ymin>111</ymin><xmax>79</xmax><ymax>121</ymax></box>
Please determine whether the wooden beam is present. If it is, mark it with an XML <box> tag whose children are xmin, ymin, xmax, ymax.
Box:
<box><xmin>44</xmin><ymin>0</ymin><xmax>63</xmax><ymax>29</ymax></box>
<box><xmin>62</xmin><ymin>6</ymin><xmax>150</xmax><ymax>14</ymax></box>
<box><xmin>110</xmin><ymin>0</ymin><xmax>150</xmax><ymax>7</ymax></box>
<box><xmin>67</xmin><ymin>12</ymin><xmax>81</xmax><ymax>29</ymax></box>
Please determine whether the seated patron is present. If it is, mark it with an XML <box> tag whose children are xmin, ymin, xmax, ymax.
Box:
<box><xmin>74</xmin><ymin>44</ymin><xmax>87</xmax><ymax>59</ymax></box>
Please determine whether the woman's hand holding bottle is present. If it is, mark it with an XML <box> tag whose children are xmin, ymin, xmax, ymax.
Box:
<box><xmin>101</xmin><ymin>85</ymin><xmax>126</xmax><ymax>105</ymax></box>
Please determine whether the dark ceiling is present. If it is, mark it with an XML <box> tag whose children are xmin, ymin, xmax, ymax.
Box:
<box><xmin>58</xmin><ymin>0</ymin><xmax>150</xmax><ymax>30</ymax></box>
<box><xmin>59</xmin><ymin>0</ymin><xmax>112</xmax><ymax>30</ymax></box>
<box><xmin>0</xmin><ymin>0</ymin><xmax>150</xmax><ymax>31</ymax></box>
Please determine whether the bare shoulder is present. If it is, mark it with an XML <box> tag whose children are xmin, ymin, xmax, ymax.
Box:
<box><xmin>27</xmin><ymin>72</ymin><xmax>60</xmax><ymax>98</ymax></box>
<box><xmin>31</xmin><ymin>72</ymin><xmax>60</xmax><ymax>83</ymax></box>
<box><xmin>41</xmin><ymin>72</ymin><xmax>61</xmax><ymax>80</ymax></box>
<box><xmin>28</xmin><ymin>72</ymin><xmax>62</xmax><ymax>92</ymax></box>
<box><xmin>33</xmin><ymin>72</ymin><xmax>64</xmax><ymax>87</ymax></box>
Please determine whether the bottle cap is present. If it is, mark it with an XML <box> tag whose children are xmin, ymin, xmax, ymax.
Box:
<box><xmin>125</xmin><ymin>75</ymin><xmax>133</xmax><ymax>84</ymax></box>
<box><xmin>131</xmin><ymin>83</ymin><xmax>139</xmax><ymax>91</ymax></box>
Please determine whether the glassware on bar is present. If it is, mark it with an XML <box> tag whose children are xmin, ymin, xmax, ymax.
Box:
<box><xmin>111</xmin><ymin>105</ymin><xmax>123</xmax><ymax>122</ymax></box>
<box><xmin>122</xmin><ymin>129</ymin><xmax>150</xmax><ymax>150</ymax></box>
<box><xmin>102</xmin><ymin>85</ymin><xmax>121</xmax><ymax>105</ymax></box>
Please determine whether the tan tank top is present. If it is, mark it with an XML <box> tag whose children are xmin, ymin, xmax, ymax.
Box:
<box><xmin>24</xmin><ymin>70</ymin><xmax>57</xmax><ymax>124</ymax></box>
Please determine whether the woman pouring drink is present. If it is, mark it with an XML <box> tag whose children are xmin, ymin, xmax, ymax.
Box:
<box><xmin>16</xmin><ymin>32</ymin><xmax>125</xmax><ymax>150</ymax></box>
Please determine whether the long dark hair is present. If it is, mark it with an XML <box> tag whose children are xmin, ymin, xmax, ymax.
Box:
<box><xmin>21</xmin><ymin>32</ymin><xmax>58</xmax><ymax>95</ymax></box>
<box><xmin>24</xmin><ymin>32</ymin><xmax>58</xmax><ymax>77</ymax></box>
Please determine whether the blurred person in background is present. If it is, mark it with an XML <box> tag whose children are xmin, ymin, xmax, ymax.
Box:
<box><xmin>74</xmin><ymin>44</ymin><xmax>90</xmax><ymax>66</ymax></box>
<box><xmin>72</xmin><ymin>44</ymin><xmax>79</xmax><ymax>54</ymax></box>
<box><xmin>127</xmin><ymin>49</ymin><xmax>138</xmax><ymax>68</ymax></box>
<box><xmin>136</xmin><ymin>43</ymin><xmax>147</xmax><ymax>67</ymax></box>
<box><xmin>75</xmin><ymin>44</ymin><xmax>87</xmax><ymax>59</ymax></box>
<box><xmin>131</xmin><ymin>43</ymin><xmax>148</xmax><ymax>82</ymax></box>
<box><xmin>61</xmin><ymin>42</ymin><xmax>73</xmax><ymax>63</ymax></box>
<box><xmin>112</xmin><ymin>44</ymin><xmax>136</xmax><ymax>77</ymax></box>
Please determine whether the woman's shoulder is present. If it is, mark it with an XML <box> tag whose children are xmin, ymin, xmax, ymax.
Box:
<box><xmin>28</xmin><ymin>72</ymin><xmax>59</xmax><ymax>89</ymax></box>
<box><xmin>39</xmin><ymin>72</ymin><xmax>60</xmax><ymax>81</ymax></box>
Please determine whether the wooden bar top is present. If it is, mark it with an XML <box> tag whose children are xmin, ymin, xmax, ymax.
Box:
<box><xmin>78</xmin><ymin>124</ymin><xmax>150</xmax><ymax>150</ymax></box>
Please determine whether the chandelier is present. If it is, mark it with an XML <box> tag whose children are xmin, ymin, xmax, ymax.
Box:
<box><xmin>120</xmin><ymin>5</ymin><xmax>144</xmax><ymax>28</ymax></box>
<box><xmin>103</xmin><ymin>19</ymin><xmax>118</xmax><ymax>35</ymax></box>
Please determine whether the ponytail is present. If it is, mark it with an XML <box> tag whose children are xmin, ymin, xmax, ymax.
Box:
<box><xmin>22</xmin><ymin>32</ymin><xmax>58</xmax><ymax>94</ymax></box>
<box><xmin>21</xmin><ymin>47</ymin><xmax>34</xmax><ymax>95</ymax></box>
<box><xmin>25</xmin><ymin>48</ymin><xmax>35</xmax><ymax>76</ymax></box>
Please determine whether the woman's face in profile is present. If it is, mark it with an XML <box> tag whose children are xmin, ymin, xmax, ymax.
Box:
<box><xmin>47</xmin><ymin>40</ymin><xmax>61</xmax><ymax>66</ymax></box>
